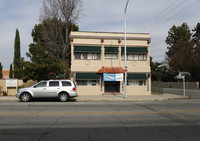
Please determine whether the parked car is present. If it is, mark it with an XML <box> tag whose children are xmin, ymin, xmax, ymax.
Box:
<box><xmin>16</xmin><ymin>80</ymin><xmax>77</xmax><ymax>102</ymax></box>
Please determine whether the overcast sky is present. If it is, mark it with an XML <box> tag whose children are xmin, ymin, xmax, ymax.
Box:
<box><xmin>0</xmin><ymin>0</ymin><xmax>200</xmax><ymax>69</ymax></box>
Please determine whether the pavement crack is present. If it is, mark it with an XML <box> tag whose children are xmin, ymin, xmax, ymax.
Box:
<box><xmin>136</xmin><ymin>103</ymin><xmax>197</xmax><ymax>127</ymax></box>
<box><xmin>37</xmin><ymin>132</ymin><xmax>49</xmax><ymax>141</ymax></box>
<box><xmin>159</xmin><ymin>127</ymin><xmax>181</xmax><ymax>141</ymax></box>
<box><xmin>87</xmin><ymin>131</ymin><xmax>92</xmax><ymax>141</ymax></box>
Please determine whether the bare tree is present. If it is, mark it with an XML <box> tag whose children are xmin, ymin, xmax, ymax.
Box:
<box><xmin>39</xmin><ymin>0</ymin><xmax>83</xmax><ymax>60</ymax></box>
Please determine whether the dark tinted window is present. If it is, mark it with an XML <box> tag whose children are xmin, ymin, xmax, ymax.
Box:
<box><xmin>35</xmin><ymin>82</ymin><xmax>47</xmax><ymax>87</ymax></box>
<box><xmin>49</xmin><ymin>81</ymin><xmax>59</xmax><ymax>87</ymax></box>
<box><xmin>62</xmin><ymin>81</ymin><xmax>72</xmax><ymax>86</ymax></box>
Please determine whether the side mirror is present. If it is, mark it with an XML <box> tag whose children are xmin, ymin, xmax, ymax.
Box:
<box><xmin>33</xmin><ymin>86</ymin><xmax>37</xmax><ymax>88</ymax></box>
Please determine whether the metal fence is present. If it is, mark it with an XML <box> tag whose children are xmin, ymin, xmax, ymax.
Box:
<box><xmin>151</xmin><ymin>81</ymin><xmax>163</xmax><ymax>95</ymax></box>
<box><xmin>163</xmin><ymin>82</ymin><xmax>199</xmax><ymax>89</ymax></box>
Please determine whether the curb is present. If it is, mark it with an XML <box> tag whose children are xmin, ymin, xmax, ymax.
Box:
<box><xmin>0</xmin><ymin>95</ymin><xmax>190</xmax><ymax>102</ymax></box>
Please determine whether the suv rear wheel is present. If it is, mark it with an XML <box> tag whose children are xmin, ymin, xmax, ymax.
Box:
<box><xmin>21</xmin><ymin>93</ymin><xmax>31</xmax><ymax>102</ymax></box>
<box><xmin>59</xmin><ymin>92</ymin><xmax>69</xmax><ymax>102</ymax></box>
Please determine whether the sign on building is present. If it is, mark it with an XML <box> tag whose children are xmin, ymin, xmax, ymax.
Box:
<box><xmin>103</xmin><ymin>73</ymin><xmax>123</xmax><ymax>81</ymax></box>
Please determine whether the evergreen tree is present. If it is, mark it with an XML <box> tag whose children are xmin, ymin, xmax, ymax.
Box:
<box><xmin>192</xmin><ymin>23</ymin><xmax>200</xmax><ymax>81</ymax></box>
<box><xmin>165</xmin><ymin>23</ymin><xmax>195</xmax><ymax>80</ymax></box>
<box><xmin>13</xmin><ymin>29</ymin><xmax>21</xmax><ymax>78</ymax></box>
<box><xmin>0</xmin><ymin>62</ymin><xmax>2</xmax><ymax>79</ymax></box>
<box><xmin>9</xmin><ymin>64</ymin><xmax>13</xmax><ymax>78</ymax></box>
<box><xmin>24</xmin><ymin>42</ymin><xmax>65</xmax><ymax>81</ymax></box>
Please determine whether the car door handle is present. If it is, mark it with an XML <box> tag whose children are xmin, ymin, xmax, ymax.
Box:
<box><xmin>43</xmin><ymin>88</ymin><xmax>46</xmax><ymax>90</ymax></box>
<box><xmin>57</xmin><ymin>88</ymin><xmax>60</xmax><ymax>89</ymax></box>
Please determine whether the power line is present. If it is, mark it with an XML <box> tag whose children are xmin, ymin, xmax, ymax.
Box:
<box><xmin>149</xmin><ymin>0</ymin><xmax>200</xmax><ymax>32</ymax></box>
<box><xmin>136</xmin><ymin>0</ymin><xmax>182</xmax><ymax>33</ymax></box>
<box><xmin>141</xmin><ymin>0</ymin><xmax>188</xmax><ymax>32</ymax></box>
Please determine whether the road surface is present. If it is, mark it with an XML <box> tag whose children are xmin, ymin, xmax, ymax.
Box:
<box><xmin>0</xmin><ymin>99</ymin><xmax>200</xmax><ymax>141</ymax></box>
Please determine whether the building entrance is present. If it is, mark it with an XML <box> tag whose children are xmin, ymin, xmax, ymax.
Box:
<box><xmin>104</xmin><ymin>81</ymin><xmax>120</xmax><ymax>93</ymax></box>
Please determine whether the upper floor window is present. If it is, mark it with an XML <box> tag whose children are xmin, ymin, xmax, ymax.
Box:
<box><xmin>75</xmin><ymin>52</ymin><xmax>101</xmax><ymax>60</ymax></box>
<box><xmin>105</xmin><ymin>47</ymin><xmax>118</xmax><ymax>59</ymax></box>
<box><xmin>74</xmin><ymin>46</ymin><xmax>101</xmax><ymax>60</ymax></box>
<box><xmin>105</xmin><ymin>53</ymin><xmax>118</xmax><ymax>59</ymax></box>
<box><xmin>75</xmin><ymin>53</ymin><xmax>81</xmax><ymax>59</ymax></box>
<box><xmin>122</xmin><ymin>53</ymin><xmax>147</xmax><ymax>61</ymax></box>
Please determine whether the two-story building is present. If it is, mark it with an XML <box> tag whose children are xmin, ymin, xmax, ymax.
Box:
<box><xmin>70</xmin><ymin>31</ymin><xmax>151</xmax><ymax>95</ymax></box>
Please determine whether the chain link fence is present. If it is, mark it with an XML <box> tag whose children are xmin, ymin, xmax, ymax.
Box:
<box><xmin>151</xmin><ymin>81</ymin><xmax>163</xmax><ymax>95</ymax></box>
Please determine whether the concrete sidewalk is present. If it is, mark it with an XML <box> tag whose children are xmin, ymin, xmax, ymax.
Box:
<box><xmin>0</xmin><ymin>93</ymin><xmax>190</xmax><ymax>102</ymax></box>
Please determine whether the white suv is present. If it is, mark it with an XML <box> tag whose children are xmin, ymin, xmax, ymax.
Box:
<box><xmin>16</xmin><ymin>80</ymin><xmax>77</xmax><ymax>102</ymax></box>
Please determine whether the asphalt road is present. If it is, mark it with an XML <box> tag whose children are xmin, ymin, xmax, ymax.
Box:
<box><xmin>164</xmin><ymin>88</ymin><xmax>200</xmax><ymax>98</ymax></box>
<box><xmin>0</xmin><ymin>99</ymin><xmax>200</xmax><ymax>141</ymax></box>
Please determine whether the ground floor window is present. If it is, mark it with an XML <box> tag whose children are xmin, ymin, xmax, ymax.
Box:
<box><xmin>127</xmin><ymin>80</ymin><xmax>146</xmax><ymax>86</ymax></box>
<box><xmin>77</xmin><ymin>80</ymin><xmax>100</xmax><ymax>86</ymax></box>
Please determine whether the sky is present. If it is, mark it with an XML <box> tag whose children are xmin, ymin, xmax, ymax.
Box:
<box><xmin>0</xmin><ymin>0</ymin><xmax>200</xmax><ymax>69</ymax></box>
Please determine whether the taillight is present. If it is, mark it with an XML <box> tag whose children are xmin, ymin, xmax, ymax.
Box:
<box><xmin>72</xmin><ymin>87</ymin><xmax>76</xmax><ymax>91</ymax></box>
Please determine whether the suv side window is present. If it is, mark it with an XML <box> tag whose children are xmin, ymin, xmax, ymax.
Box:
<box><xmin>49</xmin><ymin>81</ymin><xmax>59</xmax><ymax>87</ymax></box>
<box><xmin>62</xmin><ymin>81</ymin><xmax>72</xmax><ymax>86</ymax></box>
<box><xmin>35</xmin><ymin>82</ymin><xmax>47</xmax><ymax>88</ymax></box>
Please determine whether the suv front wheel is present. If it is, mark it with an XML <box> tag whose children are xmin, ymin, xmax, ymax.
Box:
<box><xmin>21</xmin><ymin>93</ymin><xmax>31</xmax><ymax>102</ymax></box>
<box><xmin>59</xmin><ymin>92</ymin><xmax>69</xmax><ymax>102</ymax></box>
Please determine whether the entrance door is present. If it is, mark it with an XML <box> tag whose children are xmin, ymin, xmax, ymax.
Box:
<box><xmin>104</xmin><ymin>81</ymin><xmax>120</xmax><ymax>93</ymax></box>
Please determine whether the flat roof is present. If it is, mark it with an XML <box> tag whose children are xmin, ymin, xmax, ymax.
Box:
<box><xmin>70</xmin><ymin>31</ymin><xmax>151</xmax><ymax>42</ymax></box>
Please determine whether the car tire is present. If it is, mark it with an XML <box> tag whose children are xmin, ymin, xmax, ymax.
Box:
<box><xmin>59</xmin><ymin>93</ymin><xmax>69</xmax><ymax>102</ymax></box>
<box><xmin>21</xmin><ymin>93</ymin><xmax>31</xmax><ymax>102</ymax></box>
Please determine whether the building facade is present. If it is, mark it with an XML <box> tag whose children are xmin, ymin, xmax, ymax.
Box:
<box><xmin>70</xmin><ymin>31</ymin><xmax>151</xmax><ymax>95</ymax></box>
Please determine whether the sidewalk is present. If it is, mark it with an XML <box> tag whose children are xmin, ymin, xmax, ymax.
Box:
<box><xmin>0</xmin><ymin>93</ymin><xmax>190</xmax><ymax>102</ymax></box>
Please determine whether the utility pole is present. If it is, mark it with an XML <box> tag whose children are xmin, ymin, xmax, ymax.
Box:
<box><xmin>124</xmin><ymin>0</ymin><xmax>129</xmax><ymax>99</ymax></box>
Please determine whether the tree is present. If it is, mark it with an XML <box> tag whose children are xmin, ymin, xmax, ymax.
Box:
<box><xmin>166</xmin><ymin>23</ymin><xmax>191</xmax><ymax>58</ymax></box>
<box><xmin>39</xmin><ymin>0</ymin><xmax>83</xmax><ymax>61</ymax></box>
<box><xmin>31</xmin><ymin>18</ymin><xmax>79</xmax><ymax>61</ymax></box>
<box><xmin>165</xmin><ymin>23</ymin><xmax>195</xmax><ymax>79</ymax></box>
<box><xmin>9</xmin><ymin>64</ymin><xmax>13</xmax><ymax>78</ymax></box>
<box><xmin>150</xmin><ymin>57</ymin><xmax>169</xmax><ymax>81</ymax></box>
<box><xmin>191</xmin><ymin>23</ymin><xmax>200</xmax><ymax>81</ymax></box>
<box><xmin>0</xmin><ymin>62</ymin><xmax>2</xmax><ymax>79</ymax></box>
<box><xmin>24</xmin><ymin>42</ymin><xmax>65</xmax><ymax>81</ymax></box>
<box><xmin>13</xmin><ymin>29</ymin><xmax>22</xmax><ymax>78</ymax></box>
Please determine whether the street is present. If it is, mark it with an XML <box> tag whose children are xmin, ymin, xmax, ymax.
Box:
<box><xmin>0</xmin><ymin>99</ymin><xmax>200</xmax><ymax>141</ymax></box>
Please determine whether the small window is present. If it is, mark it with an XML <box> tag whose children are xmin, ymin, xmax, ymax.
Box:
<box><xmin>49</xmin><ymin>81</ymin><xmax>59</xmax><ymax>87</ymax></box>
<box><xmin>82</xmin><ymin>53</ymin><xmax>88</xmax><ymax>60</ymax></box>
<box><xmin>35</xmin><ymin>82</ymin><xmax>47</xmax><ymax>88</ymax></box>
<box><xmin>133</xmin><ymin>54</ymin><xmax>139</xmax><ymax>61</ymax></box>
<box><xmin>62</xmin><ymin>81</ymin><xmax>72</xmax><ymax>86</ymax></box>
<box><xmin>94</xmin><ymin>53</ymin><xmax>101</xmax><ymax>60</ymax></box>
<box><xmin>140</xmin><ymin>54</ymin><xmax>147</xmax><ymax>61</ymax></box>
<box><xmin>128</xmin><ymin>54</ymin><xmax>134</xmax><ymax>60</ymax></box>
<box><xmin>75</xmin><ymin>53</ymin><xmax>81</xmax><ymax>59</ymax></box>
<box><xmin>88</xmin><ymin>53</ymin><xmax>93</xmax><ymax>59</ymax></box>
<box><xmin>105</xmin><ymin>53</ymin><xmax>118</xmax><ymax>59</ymax></box>
<box><xmin>77</xmin><ymin>80</ymin><xmax>87</xmax><ymax>86</ymax></box>
<box><xmin>121</xmin><ymin>54</ymin><xmax>128</xmax><ymax>60</ymax></box>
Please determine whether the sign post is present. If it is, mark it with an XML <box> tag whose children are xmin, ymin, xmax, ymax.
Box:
<box><xmin>178</xmin><ymin>72</ymin><xmax>190</xmax><ymax>97</ymax></box>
